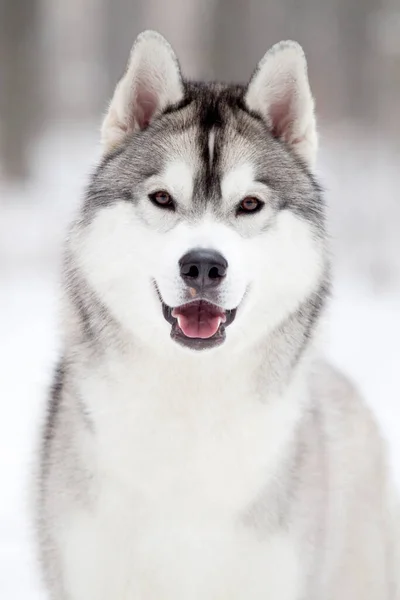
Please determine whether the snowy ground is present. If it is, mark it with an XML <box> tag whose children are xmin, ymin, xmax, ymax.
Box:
<box><xmin>1</xmin><ymin>126</ymin><xmax>399</xmax><ymax>598</ymax></box>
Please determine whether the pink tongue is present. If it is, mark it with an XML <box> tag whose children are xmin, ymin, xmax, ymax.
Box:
<box><xmin>172</xmin><ymin>303</ymin><xmax>224</xmax><ymax>339</ymax></box>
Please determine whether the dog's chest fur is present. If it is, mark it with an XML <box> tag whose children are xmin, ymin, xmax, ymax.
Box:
<box><xmin>57</xmin><ymin>353</ymin><xmax>306</xmax><ymax>599</ymax></box>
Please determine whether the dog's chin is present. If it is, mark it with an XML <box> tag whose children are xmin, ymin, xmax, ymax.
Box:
<box><xmin>161</xmin><ymin>300</ymin><xmax>237</xmax><ymax>351</ymax></box>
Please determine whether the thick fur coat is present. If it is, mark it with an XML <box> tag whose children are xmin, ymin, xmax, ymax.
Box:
<box><xmin>37</xmin><ymin>31</ymin><xmax>400</xmax><ymax>599</ymax></box>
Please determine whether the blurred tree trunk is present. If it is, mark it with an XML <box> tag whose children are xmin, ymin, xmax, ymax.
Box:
<box><xmin>212</xmin><ymin>0</ymin><xmax>251</xmax><ymax>81</ymax></box>
<box><xmin>0</xmin><ymin>0</ymin><xmax>41</xmax><ymax>181</ymax></box>
<box><xmin>103</xmin><ymin>0</ymin><xmax>141</xmax><ymax>100</ymax></box>
<box><xmin>337</xmin><ymin>0</ymin><xmax>381</xmax><ymax>124</ymax></box>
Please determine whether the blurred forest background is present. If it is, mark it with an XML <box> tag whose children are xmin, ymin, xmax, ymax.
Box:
<box><xmin>0</xmin><ymin>1</ymin><xmax>400</xmax><ymax>598</ymax></box>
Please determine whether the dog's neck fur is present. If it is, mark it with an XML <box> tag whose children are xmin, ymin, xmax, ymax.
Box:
<box><xmin>63</xmin><ymin>278</ymin><xmax>323</xmax><ymax>408</ymax></box>
<box><xmin>59</xmin><ymin>287</ymin><xmax>319</xmax><ymax>519</ymax></box>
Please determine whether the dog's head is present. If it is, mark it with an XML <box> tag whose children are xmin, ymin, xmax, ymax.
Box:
<box><xmin>72</xmin><ymin>31</ymin><xmax>326</xmax><ymax>353</ymax></box>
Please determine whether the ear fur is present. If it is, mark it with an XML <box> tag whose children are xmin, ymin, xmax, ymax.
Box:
<box><xmin>245</xmin><ymin>41</ymin><xmax>317</xmax><ymax>168</ymax></box>
<box><xmin>101</xmin><ymin>30</ymin><xmax>184</xmax><ymax>152</ymax></box>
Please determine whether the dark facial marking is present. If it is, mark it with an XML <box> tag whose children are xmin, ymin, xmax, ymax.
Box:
<box><xmin>83</xmin><ymin>79</ymin><xmax>324</xmax><ymax>232</ymax></box>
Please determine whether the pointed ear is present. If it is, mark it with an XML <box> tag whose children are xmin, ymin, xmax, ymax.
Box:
<box><xmin>245</xmin><ymin>41</ymin><xmax>317</xmax><ymax>169</ymax></box>
<box><xmin>101</xmin><ymin>30</ymin><xmax>184</xmax><ymax>152</ymax></box>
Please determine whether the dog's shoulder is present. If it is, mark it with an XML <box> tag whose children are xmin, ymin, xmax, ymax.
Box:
<box><xmin>308</xmin><ymin>359</ymin><xmax>387</xmax><ymax>476</ymax></box>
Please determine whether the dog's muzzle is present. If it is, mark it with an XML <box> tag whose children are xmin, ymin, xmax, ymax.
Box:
<box><xmin>155</xmin><ymin>248</ymin><xmax>237</xmax><ymax>350</ymax></box>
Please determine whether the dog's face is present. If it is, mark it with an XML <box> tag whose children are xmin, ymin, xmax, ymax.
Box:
<box><xmin>72</xmin><ymin>32</ymin><xmax>326</xmax><ymax>353</ymax></box>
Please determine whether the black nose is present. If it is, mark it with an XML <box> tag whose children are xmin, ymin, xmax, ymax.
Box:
<box><xmin>179</xmin><ymin>249</ymin><xmax>228</xmax><ymax>290</ymax></box>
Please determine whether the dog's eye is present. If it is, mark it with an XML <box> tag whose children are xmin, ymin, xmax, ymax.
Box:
<box><xmin>237</xmin><ymin>197</ymin><xmax>264</xmax><ymax>215</ymax></box>
<box><xmin>149</xmin><ymin>191</ymin><xmax>175</xmax><ymax>210</ymax></box>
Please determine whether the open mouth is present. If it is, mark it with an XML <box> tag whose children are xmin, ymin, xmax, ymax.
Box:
<box><xmin>162</xmin><ymin>299</ymin><xmax>237</xmax><ymax>350</ymax></box>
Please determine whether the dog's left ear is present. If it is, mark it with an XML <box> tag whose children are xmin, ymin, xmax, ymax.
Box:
<box><xmin>101</xmin><ymin>30</ymin><xmax>184</xmax><ymax>152</ymax></box>
<box><xmin>245</xmin><ymin>41</ymin><xmax>317</xmax><ymax>169</ymax></box>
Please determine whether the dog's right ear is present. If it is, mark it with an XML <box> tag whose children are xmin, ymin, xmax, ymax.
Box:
<box><xmin>101</xmin><ymin>31</ymin><xmax>184</xmax><ymax>152</ymax></box>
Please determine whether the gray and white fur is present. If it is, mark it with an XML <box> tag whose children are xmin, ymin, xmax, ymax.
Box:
<box><xmin>36</xmin><ymin>31</ymin><xmax>400</xmax><ymax>599</ymax></box>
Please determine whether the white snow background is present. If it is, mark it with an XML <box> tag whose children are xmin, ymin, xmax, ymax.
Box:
<box><xmin>1</xmin><ymin>126</ymin><xmax>399</xmax><ymax>598</ymax></box>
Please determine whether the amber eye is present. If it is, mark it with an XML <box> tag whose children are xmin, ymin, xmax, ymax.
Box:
<box><xmin>237</xmin><ymin>196</ymin><xmax>264</xmax><ymax>215</ymax></box>
<box><xmin>149</xmin><ymin>190</ymin><xmax>175</xmax><ymax>210</ymax></box>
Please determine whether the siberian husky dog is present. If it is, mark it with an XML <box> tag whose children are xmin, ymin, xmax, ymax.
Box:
<box><xmin>37</xmin><ymin>31</ymin><xmax>399</xmax><ymax>600</ymax></box>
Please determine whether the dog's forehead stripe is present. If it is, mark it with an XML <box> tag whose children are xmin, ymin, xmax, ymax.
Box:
<box><xmin>154</xmin><ymin>91</ymin><xmax>263</xmax><ymax>209</ymax></box>
<box><xmin>208</xmin><ymin>129</ymin><xmax>215</xmax><ymax>170</ymax></box>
